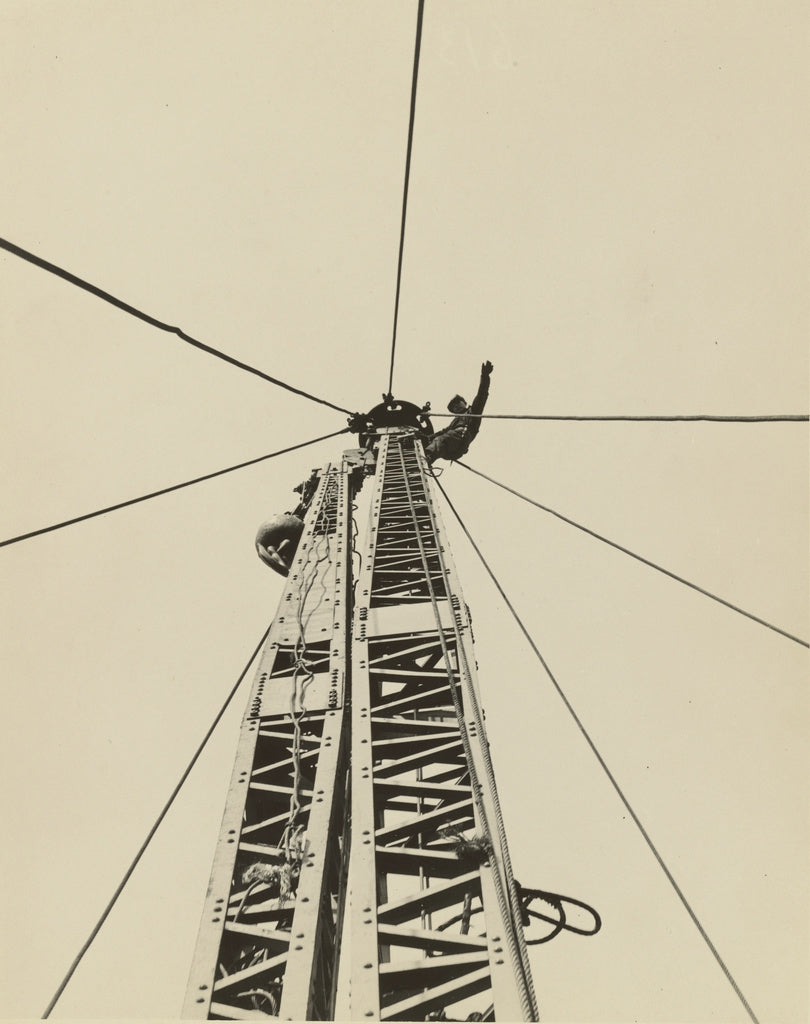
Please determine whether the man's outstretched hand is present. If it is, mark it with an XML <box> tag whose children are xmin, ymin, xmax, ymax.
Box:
<box><xmin>482</xmin><ymin>360</ymin><xmax>493</xmax><ymax>376</ymax></box>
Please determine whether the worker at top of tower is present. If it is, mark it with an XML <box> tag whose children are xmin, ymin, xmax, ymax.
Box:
<box><xmin>424</xmin><ymin>361</ymin><xmax>493</xmax><ymax>464</ymax></box>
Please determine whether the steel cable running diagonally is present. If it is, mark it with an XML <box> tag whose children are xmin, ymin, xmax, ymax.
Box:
<box><xmin>42</xmin><ymin>622</ymin><xmax>274</xmax><ymax>1019</ymax></box>
<box><xmin>0</xmin><ymin>236</ymin><xmax>352</xmax><ymax>414</ymax></box>
<box><xmin>456</xmin><ymin>460</ymin><xmax>809</xmax><ymax>649</ymax></box>
<box><xmin>386</xmin><ymin>0</ymin><xmax>425</xmax><ymax>396</ymax></box>
<box><xmin>0</xmin><ymin>428</ymin><xmax>351</xmax><ymax>550</ymax></box>
<box><xmin>434</xmin><ymin>476</ymin><xmax>763</xmax><ymax>1024</ymax></box>
<box><xmin>393</xmin><ymin>437</ymin><xmax>538</xmax><ymax>1021</ymax></box>
<box><xmin>38</xmin><ymin>434</ymin><xmax>336</xmax><ymax>1015</ymax></box>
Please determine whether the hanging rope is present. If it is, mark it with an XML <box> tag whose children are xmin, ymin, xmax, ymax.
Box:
<box><xmin>235</xmin><ymin>856</ymin><xmax>303</xmax><ymax>923</ymax></box>
<box><xmin>0</xmin><ymin>428</ymin><xmax>350</xmax><ymax>550</ymax></box>
<box><xmin>386</xmin><ymin>0</ymin><xmax>425</xmax><ymax>395</ymax></box>
<box><xmin>42</xmin><ymin>622</ymin><xmax>272</xmax><ymax>1018</ymax></box>
<box><xmin>434</xmin><ymin>478</ymin><xmax>762</xmax><ymax>1024</ymax></box>
<box><xmin>515</xmin><ymin>885</ymin><xmax>602</xmax><ymax>945</ymax></box>
<box><xmin>351</xmin><ymin>502</ymin><xmax>363</xmax><ymax>601</ymax></box>
<box><xmin>238</xmin><ymin>986</ymin><xmax>280</xmax><ymax>1015</ymax></box>
<box><xmin>280</xmin><ymin>525</ymin><xmax>332</xmax><ymax>860</ymax></box>
<box><xmin>457</xmin><ymin>461</ymin><xmax>808</xmax><ymax>649</ymax></box>
<box><xmin>428</xmin><ymin>412</ymin><xmax>808</xmax><ymax>422</ymax></box>
<box><xmin>0</xmin><ymin>236</ymin><xmax>352</xmax><ymax>414</ymax></box>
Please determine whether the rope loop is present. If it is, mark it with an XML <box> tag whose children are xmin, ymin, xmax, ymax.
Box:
<box><xmin>515</xmin><ymin>883</ymin><xmax>602</xmax><ymax>945</ymax></box>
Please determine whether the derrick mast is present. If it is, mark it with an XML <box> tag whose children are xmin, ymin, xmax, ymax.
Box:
<box><xmin>183</xmin><ymin>455</ymin><xmax>358</xmax><ymax>1020</ymax></box>
<box><xmin>185</xmin><ymin>403</ymin><xmax>538</xmax><ymax>1021</ymax></box>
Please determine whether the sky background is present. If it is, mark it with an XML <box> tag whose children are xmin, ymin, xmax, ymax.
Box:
<box><xmin>1</xmin><ymin>2</ymin><xmax>808</xmax><ymax>1022</ymax></box>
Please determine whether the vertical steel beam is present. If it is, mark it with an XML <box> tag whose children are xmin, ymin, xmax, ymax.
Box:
<box><xmin>347</xmin><ymin>430</ymin><xmax>538</xmax><ymax>1022</ymax></box>
<box><xmin>184</xmin><ymin>456</ymin><xmax>357</xmax><ymax>1021</ymax></box>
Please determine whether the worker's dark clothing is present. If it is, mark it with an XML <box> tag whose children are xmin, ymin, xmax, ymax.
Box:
<box><xmin>424</xmin><ymin>370</ymin><xmax>490</xmax><ymax>464</ymax></box>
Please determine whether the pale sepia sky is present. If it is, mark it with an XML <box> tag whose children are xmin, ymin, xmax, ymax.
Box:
<box><xmin>1</xmin><ymin>2</ymin><xmax>808</xmax><ymax>1022</ymax></box>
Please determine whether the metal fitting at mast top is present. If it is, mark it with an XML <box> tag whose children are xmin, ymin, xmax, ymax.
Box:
<box><xmin>347</xmin><ymin>395</ymin><xmax>434</xmax><ymax>447</ymax></box>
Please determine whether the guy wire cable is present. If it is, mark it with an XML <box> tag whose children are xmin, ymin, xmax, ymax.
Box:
<box><xmin>42</xmin><ymin>622</ymin><xmax>273</xmax><ymax>1018</ymax></box>
<box><xmin>457</xmin><ymin>460</ymin><xmax>809</xmax><ymax>649</ymax></box>
<box><xmin>1</xmin><ymin>428</ymin><xmax>350</xmax><ymax>549</ymax></box>
<box><xmin>387</xmin><ymin>0</ymin><xmax>425</xmax><ymax>395</ymax></box>
<box><xmin>435</xmin><ymin>476</ymin><xmax>762</xmax><ymax>1024</ymax></box>
<box><xmin>428</xmin><ymin>412</ymin><xmax>808</xmax><ymax>422</ymax></box>
<box><xmin>0</xmin><ymin>236</ymin><xmax>352</xmax><ymax>414</ymax></box>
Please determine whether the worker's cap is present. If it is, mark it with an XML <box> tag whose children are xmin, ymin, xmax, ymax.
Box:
<box><xmin>447</xmin><ymin>394</ymin><xmax>466</xmax><ymax>412</ymax></box>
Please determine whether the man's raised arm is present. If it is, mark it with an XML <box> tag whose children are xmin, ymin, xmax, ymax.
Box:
<box><xmin>470</xmin><ymin>361</ymin><xmax>493</xmax><ymax>418</ymax></box>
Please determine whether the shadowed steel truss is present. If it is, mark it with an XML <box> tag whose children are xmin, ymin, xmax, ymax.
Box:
<box><xmin>185</xmin><ymin>429</ymin><xmax>537</xmax><ymax>1021</ymax></box>
<box><xmin>183</xmin><ymin>457</ymin><xmax>355</xmax><ymax>1020</ymax></box>
<box><xmin>348</xmin><ymin>432</ymin><xmax>537</xmax><ymax>1022</ymax></box>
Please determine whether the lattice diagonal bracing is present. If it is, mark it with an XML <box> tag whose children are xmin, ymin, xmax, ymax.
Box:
<box><xmin>347</xmin><ymin>433</ymin><xmax>537</xmax><ymax>1021</ymax></box>
<box><xmin>184</xmin><ymin>456</ymin><xmax>360</xmax><ymax>1021</ymax></box>
<box><xmin>185</xmin><ymin>429</ymin><xmax>537</xmax><ymax>1021</ymax></box>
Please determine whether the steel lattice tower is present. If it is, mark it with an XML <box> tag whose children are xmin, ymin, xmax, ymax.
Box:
<box><xmin>184</xmin><ymin>414</ymin><xmax>538</xmax><ymax>1021</ymax></box>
